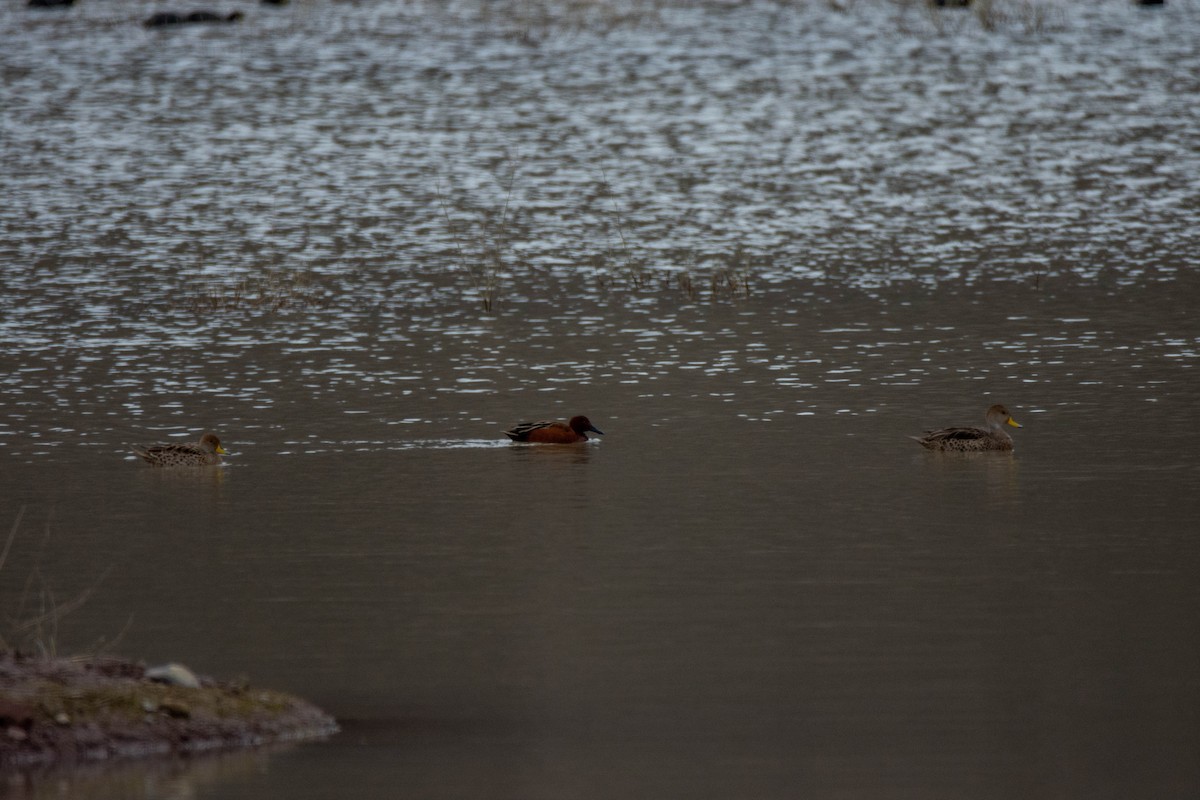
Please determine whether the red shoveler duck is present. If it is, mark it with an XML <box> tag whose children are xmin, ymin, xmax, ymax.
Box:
<box><xmin>912</xmin><ymin>404</ymin><xmax>1022</xmax><ymax>452</ymax></box>
<box><xmin>504</xmin><ymin>415</ymin><xmax>604</xmax><ymax>444</ymax></box>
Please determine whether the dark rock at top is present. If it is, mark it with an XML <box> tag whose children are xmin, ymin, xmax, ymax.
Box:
<box><xmin>143</xmin><ymin>10</ymin><xmax>245</xmax><ymax>27</ymax></box>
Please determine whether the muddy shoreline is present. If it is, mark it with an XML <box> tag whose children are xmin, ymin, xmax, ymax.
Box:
<box><xmin>0</xmin><ymin>651</ymin><xmax>337</xmax><ymax>768</ymax></box>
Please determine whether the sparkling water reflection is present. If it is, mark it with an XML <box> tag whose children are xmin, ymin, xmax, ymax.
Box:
<box><xmin>2</xmin><ymin>0</ymin><xmax>1199</xmax><ymax>797</ymax></box>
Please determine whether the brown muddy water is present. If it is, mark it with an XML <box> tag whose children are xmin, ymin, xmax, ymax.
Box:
<box><xmin>2</xmin><ymin>0</ymin><xmax>1199</xmax><ymax>797</ymax></box>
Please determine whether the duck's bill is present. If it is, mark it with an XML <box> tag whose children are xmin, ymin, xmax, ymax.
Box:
<box><xmin>1006</xmin><ymin>418</ymin><xmax>1022</xmax><ymax>429</ymax></box>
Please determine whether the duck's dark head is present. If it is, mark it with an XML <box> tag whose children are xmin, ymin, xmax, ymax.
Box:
<box><xmin>569</xmin><ymin>416</ymin><xmax>604</xmax><ymax>437</ymax></box>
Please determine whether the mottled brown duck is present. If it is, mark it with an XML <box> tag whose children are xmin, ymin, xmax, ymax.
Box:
<box><xmin>912</xmin><ymin>405</ymin><xmax>1022</xmax><ymax>452</ymax></box>
<box><xmin>132</xmin><ymin>432</ymin><xmax>227</xmax><ymax>466</ymax></box>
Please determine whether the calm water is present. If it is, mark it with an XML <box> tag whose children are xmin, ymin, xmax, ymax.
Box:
<box><xmin>2</xmin><ymin>0</ymin><xmax>1199</xmax><ymax>797</ymax></box>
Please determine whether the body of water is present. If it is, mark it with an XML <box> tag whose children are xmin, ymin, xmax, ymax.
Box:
<box><xmin>2</xmin><ymin>1</ymin><xmax>1198</xmax><ymax>797</ymax></box>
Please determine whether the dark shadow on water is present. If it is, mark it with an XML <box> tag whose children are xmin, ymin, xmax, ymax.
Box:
<box><xmin>0</xmin><ymin>739</ymin><xmax>316</xmax><ymax>800</ymax></box>
<box><xmin>506</xmin><ymin>443</ymin><xmax>599</xmax><ymax>464</ymax></box>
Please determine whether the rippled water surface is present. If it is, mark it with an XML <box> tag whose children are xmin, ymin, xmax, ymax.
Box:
<box><xmin>2</xmin><ymin>1</ymin><xmax>1199</xmax><ymax>797</ymax></box>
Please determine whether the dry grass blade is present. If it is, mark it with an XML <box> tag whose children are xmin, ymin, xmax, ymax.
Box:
<box><xmin>2</xmin><ymin>511</ymin><xmax>116</xmax><ymax>659</ymax></box>
<box><xmin>0</xmin><ymin>505</ymin><xmax>22</xmax><ymax>575</ymax></box>
<box><xmin>436</xmin><ymin>169</ymin><xmax>518</xmax><ymax>313</ymax></box>
<box><xmin>597</xmin><ymin>166</ymin><xmax>647</xmax><ymax>290</ymax></box>
<box><xmin>12</xmin><ymin>565</ymin><xmax>114</xmax><ymax>637</ymax></box>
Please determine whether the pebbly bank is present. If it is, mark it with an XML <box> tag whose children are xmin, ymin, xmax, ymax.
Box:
<box><xmin>0</xmin><ymin>650</ymin><xmax>336</xmax><ymax>767</ymax></box>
